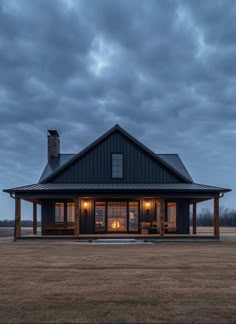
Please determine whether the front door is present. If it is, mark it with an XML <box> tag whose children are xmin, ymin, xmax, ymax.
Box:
<box><xmin>95</xmin><ymin>201</ymin><xmax>139</xmax><ymax>233</ymax></box>
<box><xmin>107</xmin><ymin>202</ymin><xmax>127</xmax><ymax>232</ymax></box>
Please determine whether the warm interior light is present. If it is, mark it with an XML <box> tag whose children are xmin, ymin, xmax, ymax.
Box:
<box><xmin>145</xmin><ymin>201</ymin><xmax>150</xmax><ymax>208</ymax></box>
<box><xmin>111</xmin><ymin>220</ymin><xmax>120</xmax><ymax>229</ymax></box>
<box><xmin>84</xmin><ymin>201</ymin><xmax>88</xmax><ymax>208</ymax></box>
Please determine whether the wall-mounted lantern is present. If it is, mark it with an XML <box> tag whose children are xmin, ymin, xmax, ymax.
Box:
<box><xmin>145</xmin><ymin>201</ymin><xmax>150</xmax><ymax>210</ymax></box>
<box><xmin>83</xmin><ymin>200</ymin><xmax>88</xmax><ymax>215</ymax></box>
<box><xmin>145</xmin><ymin>201</ymin><xmax>151</xmax><ymax>222</ymax></box>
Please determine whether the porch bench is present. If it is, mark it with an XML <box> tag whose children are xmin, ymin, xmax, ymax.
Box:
<box><xmin>43</xmin><ymin>223</ymin><xmax>75</xmax><ymax>235</ymax></box>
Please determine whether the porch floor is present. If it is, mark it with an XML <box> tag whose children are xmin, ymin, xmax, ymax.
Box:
<box><xmin>17</xmin><ymin>232</ymin><xmax>219</xmax><ymax>240</ymax></box>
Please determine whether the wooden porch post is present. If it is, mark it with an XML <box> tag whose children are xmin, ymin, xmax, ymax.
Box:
<box><xmin>214</xmin><ymin>195</ymin><xmax>220</xmax><ymax>237</ymax></box>
<box><xmin>160</xmin><ymin>199</ymin><xmax>165</xmax><ymax>237</ymax></box>
<box><xmin>74</xmin><ymin>198</ymin><xmax>80</xmax><ymax>237</ymax></box>
<box><xmin>33</xmin><ymin>202</ymin><xmax>37</xmax><ymax>235</ymax></box>
<box><xmin>15</xmin><ymin>198</ymin><xmax>21</xmax><ymax>240</ymax></box>
<box><xmin>192</xmin><ymin>202</ymin><xmax>197</xmax><ymax>234</ymax></box>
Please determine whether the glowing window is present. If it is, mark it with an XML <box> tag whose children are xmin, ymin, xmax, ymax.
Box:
<box><xmin>55</xmin><ymin>202</ymin><xmax>64</xmax><ymax>223</ymax></box>
<box><xmin>67</xmin><ymin>202</ymin><xmax>75</xmax><ymax>222</ymax></box>
<box><xmin>167</xmin><ymin>202</ymin><xmax>176</xmax><ymax>231</ymax></box>
<box><xmin>95</xmin><ymin>202</ymin><xmax>106</xmax><ymax>232</ymax></box>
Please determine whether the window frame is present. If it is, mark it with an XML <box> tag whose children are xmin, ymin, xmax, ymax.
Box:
<box><xmin>95</xmin><ymin>201</ymin><xmax>106</xmax><ymax>232</ymax></box>
<box><xmin>55</xmin><ymin>202</ymin><xmax>65</xmax><ymax>223</ymax></box>
<box><xmin>166</xmin><ymin>201</ymin><xmax>177</xmax><ymax>232</ymax></box>
<box><xmin>94</xmin><ymin>200</ymin><xmax>140</xmax><ymax>233</ymax></box>
<box><xmin>111</xmin><ymin>153</ymin><xmax>124</xmax><ymax>179</ymax></box>
<box><xmin>54</xmin><ymin>201</ymin><xmax>75</xmax><ymax>224</ymax></box>
<box><xmin>67</xmin><ymin>202</ymin><xmax>76</xmax><ymax>223</ymax></box>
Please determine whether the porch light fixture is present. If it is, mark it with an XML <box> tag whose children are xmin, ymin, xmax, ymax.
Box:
<box><xmin>145</xmin><ymin>201</ymin><xmax>150</xmax><ymax>209</ymax></box>
<box><xmin>83</xmin><ymin>200</ymin><xmax>88</xmax><ymax>209</ymax></box>
<box><xmin>145</xmin><ymin>201</ymin><xmax>151</xmax><ymax>221</ymax></box>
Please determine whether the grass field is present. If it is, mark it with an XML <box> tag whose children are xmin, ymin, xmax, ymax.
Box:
<box><xmin>0</xmin><ymin>229</ymin><xmax>235</xmax><ymax>323</ymax></box>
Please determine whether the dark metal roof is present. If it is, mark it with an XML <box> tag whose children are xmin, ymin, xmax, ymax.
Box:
<box><xmin>40</xmin><ymin>124</ymin><xmax>192</xmax><ymax>183</ymax></box>
<box><xmin>39</xmin><ymin>154</ymin><xmax>75</xmax><ymax>182</ymax></box>
<box><xmin>3</xmin><ymin>182</ymin><xmax>231</xmax><ymax>193</ymax></box>
<box><xmin>39</xmin><ymin>153</ymin><xmax>193</xmax><ymax>184</ymax></box>
<box><xmin>157</xmin><ymin>154</ymin><xmax>193</xmax><ymax>182</ymax></box>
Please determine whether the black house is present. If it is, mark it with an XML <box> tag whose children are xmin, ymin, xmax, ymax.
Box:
<box><xmin>4</xmin><ymin>124</ymin><xmax>231</xmax><ymax>238</ymax></box>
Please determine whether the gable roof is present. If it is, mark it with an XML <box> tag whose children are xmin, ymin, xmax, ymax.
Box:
<box><xmin>39</xmin><ymin>153</ymin><xmax>193</xmax><ymax>183</ymax></box>
<box><xmin>39</xmin><ymin>124</ymin><xmax>193</xmax><ymax>184</ymax></box>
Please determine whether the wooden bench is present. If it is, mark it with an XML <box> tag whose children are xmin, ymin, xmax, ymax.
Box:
<box><xmin>43</xmin><ymin>223</ymin><xmax>75</xmax><ymax>235</ymax></box>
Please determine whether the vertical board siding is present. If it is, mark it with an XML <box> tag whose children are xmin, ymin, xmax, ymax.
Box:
<box><xmin>80</xmin><ymin>199</ymin><xmax>94</xmax><ymax>234</ymax></box>
<box><xmin>176</xmin><ymin>199</ymin><xmax>190</xmax><ymax>234</ymax></box>
<box><xmin>41</xmin><ymin>199</ymin><xmax>54</xmax><ymax>234</ymax></box>
<box><xmin>52</xmin><ymin>131</ymin><xmax>182</xmax><ymax>183</ymax></box>
<box><xmin>78</xmin><ymin>198</ymin><xmax>189</xmax><ymax>234</ymax></box>
<box><xmin>41</xmin><ymin>197</ymin><xmax>189</xmax><ymax>235</ymax></box>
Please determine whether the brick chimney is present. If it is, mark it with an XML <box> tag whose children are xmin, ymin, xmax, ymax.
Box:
<box><xmin>48</xmin><ymin>130</ymin><xmax>60</xmax><ymax>160</ymax></box>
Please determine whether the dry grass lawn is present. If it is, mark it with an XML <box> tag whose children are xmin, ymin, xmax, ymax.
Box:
<box><xmin>0</xmin><ymin>236</ymin><xmax>235</xmax><ymax>323</ymax></box>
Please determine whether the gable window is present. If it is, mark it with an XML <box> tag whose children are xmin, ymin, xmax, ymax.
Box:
<box><xmin>112</xmin><ymin>153</ymin><xmax>123</xmax><ymax>178</ymax></box>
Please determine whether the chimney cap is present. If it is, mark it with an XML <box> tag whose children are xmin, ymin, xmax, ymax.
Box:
<box><xmin>48</xmin><ymin>130</ymin><xmax>59</xmax><ymax>137</ymax></box>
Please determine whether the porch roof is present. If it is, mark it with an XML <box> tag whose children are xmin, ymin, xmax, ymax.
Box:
<box><xmin>3</xmin><ymin>182</ymin><xmax>231</xmax><ymax>194</ymax></box>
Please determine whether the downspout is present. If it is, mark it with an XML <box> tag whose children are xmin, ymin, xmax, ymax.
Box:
<box><xmin>218</xmin><ymin>192</ymin><xmax>224</xmax><ymax>229</ymax></box>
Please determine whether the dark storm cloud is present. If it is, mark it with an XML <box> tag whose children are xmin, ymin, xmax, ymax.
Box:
<box><xmin>0</xmin><ymin>0</ymin><xmax>235</xmax><ymax>218</ymax></box>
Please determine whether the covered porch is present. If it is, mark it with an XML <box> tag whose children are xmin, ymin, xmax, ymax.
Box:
<box><xmin>4</xmin><ymin>182</ymin><xmax>230</xmax><ymax>240</ymax></box>
<box><xmin>12</xmin><ymin>195</ymin><xmax>221</xmax><ymax>240</ymax></box>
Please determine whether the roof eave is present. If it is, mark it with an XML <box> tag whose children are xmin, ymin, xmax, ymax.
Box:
<box><xmin>3</xmin><ymin>187</ymin><xmax>232</xmax><ymax>194</ymax></box>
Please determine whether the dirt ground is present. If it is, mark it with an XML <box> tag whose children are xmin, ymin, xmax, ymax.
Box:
<box><xmin>0</xmin><ymin>229</ymin><xmax>235</xmax><ymax>323</ymax></box>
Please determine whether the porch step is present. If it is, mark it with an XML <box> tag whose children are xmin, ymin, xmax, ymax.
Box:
<box><xmin>92</xmin><ymin>238</ymin><xmax>149</xmax><ymax>244</ymax></box>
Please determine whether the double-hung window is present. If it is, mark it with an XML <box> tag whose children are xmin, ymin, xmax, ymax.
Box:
<box><xmin>55</xmin><ymin>202</ymin><xmax>64</xmax><ymax>223</ymax></box>
<box><xmin>67</xmin><ymin>202</ymin><xmax>75</xmax><ymax>222</ymax></box>
<box><xmin>55</xmin><ymin>202</ymin><xmax>75</xmax><ymax>223</ymax></box>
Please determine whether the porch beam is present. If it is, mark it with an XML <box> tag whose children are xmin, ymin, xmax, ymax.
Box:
<box><xmin>192</xmin><ymin>202</ymin><xmax>197</xmax><ymax>234</ymax></box>
<box><xmin>74</xmin><ymin>198</ymin><xmax>80</xmax><ymax>237</ymax></box>
<box><xmin>15</xmin><ymin>198</ymin><xmax>21</xmax><ymax>240</ymax></box>
<box><xmin>33</xmin><ymin>202</ymin><xmax>37</xmax><ymax>235</ymax></box>
<box><xmin>160</xmin><ymin>199</ymin><xmax>165</xmax><ymax>237</ymax></box>
<box><xmin>24</xmin><ymin>198</ymin><xmax>42</xmax><ymax>205</ymax></box>
<box><xmin>214</xmin><ymin>195</ymin><xmax>220</xmax><ymax>237</ymax></box>
<box><xmin>190</xmin><ymin>198</ymin><xmax>213</xmax><ymax>204</ymax></box>
<box><xmin>14</xmin><ymin>192</ymin><xmax>216</xmax><ymax>200</ymax></box>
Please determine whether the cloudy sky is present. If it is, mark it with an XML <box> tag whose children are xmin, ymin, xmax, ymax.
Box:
<box><xmin>0</xmin><ymin>0</ymin><xmax>235</xmax><ymax>219</ymax></box>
